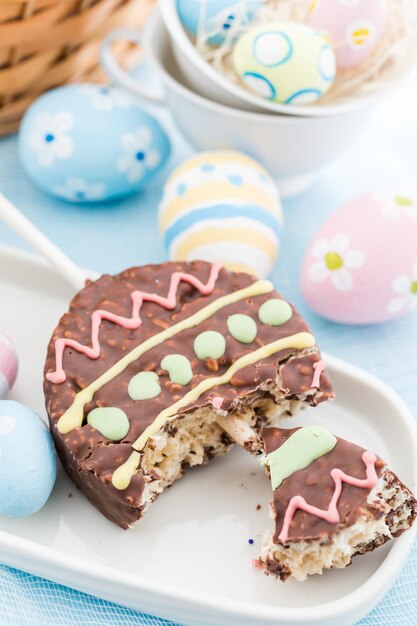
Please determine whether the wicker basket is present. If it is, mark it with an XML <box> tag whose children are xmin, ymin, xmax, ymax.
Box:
<box><xmin>0</xmin><ymin>0</ymin><xmax>155</xmax><ymax>136</ymax></box>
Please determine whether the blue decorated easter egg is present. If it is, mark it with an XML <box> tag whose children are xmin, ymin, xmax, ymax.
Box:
<box><xmin>0</xmin><ymin>400</ymin><xmax>57</xmax><ymax>516</ymax></box>
<box><xmin>177</xmin><ymin>0</ymin><xmax>265</xmax><ymax>46</ymax></box>
<box><xmin>233</xmin><ymin>21</ymin><xmax>336</xmax><ymax>105</ymax></box>
<box><xmin>158</xmin><ymin>150</ymin><xmax>283</xmax><ymax>278</ymax></box>
<box><xmin>19</xmin><ymin>84</ymin><xmax>171</xmax><ymax>203</ymax></box>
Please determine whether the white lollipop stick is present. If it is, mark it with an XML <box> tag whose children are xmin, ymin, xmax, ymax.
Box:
<box><xmin>0</xmin><ymin>193</ymin><xmax>88</xmax><ymax>292</ymax></box>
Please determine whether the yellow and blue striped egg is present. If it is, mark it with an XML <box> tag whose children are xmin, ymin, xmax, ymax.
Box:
<box><xmin>158</xmin><ymin>151</ymin><xmax>283</xmax><ymax>278</ymax></box>
<box><xmin>233</xmin><ymin>21</ymin><xmax>336</xmax><ymax>105</ymax></box>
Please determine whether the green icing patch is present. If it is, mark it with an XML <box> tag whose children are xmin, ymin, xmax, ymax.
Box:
<box><xmin>262</xmin><ymin>425</ymin><xmax>337</xmax><ymax>490</ymax></box>
<box><xmin>258</xmin><ymin>298</ymin><xmax>292</xmax><ymax>326</ymax></box>
<box><xmin>411</xmin><ymin>281</ymin><xmax>417</xmax><ymax>295</ymax></box>
<box><xmin>227</xmin><ymin>314</ymin><xmax>257</xmax><ymax>344</ymax></box>
<box><xmin>161</xmin><ymin>354</ymin><xmax>193</xmax><ymax>385</ymax></box>
<box><xmin>194</xmin><ymin>330</ymin><xmax>226</xmax><ymax>360</ymax></box>
<box><xmin>128</xmin><ymin>371</ymin><xmax>161</xmax><ymax>401</ymax></box>
<box><xmin>87</xmin><ymin>407</ymin><xmax>130</xmax><ymax>441</ymax></box>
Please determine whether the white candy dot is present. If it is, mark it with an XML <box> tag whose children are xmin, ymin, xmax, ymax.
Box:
<box><xmin>253</xmin><ymin>31</ymin><xmax>292</xmax><ymax>67</ymax></box>
<box><xmin>318</xmin><ymin>45</ymin><xmax>336</xmax><ymax>81</ymax></box>
<box><xmin>243</xmin><ymin>73</ymin><xmax>276</xmax><ymax>99</ymax></box>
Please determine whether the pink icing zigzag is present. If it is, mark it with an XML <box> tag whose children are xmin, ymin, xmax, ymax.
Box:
<box><xmin>46</xmin><ymin>263</ymin><xmax>223</xmax><ymax>384</ymax></box>
<box><xmin>311</xmin><ymin>359</ymin><xmax>326</xmax><ymax>388</ymax></box>
<box><xmin>278</xmin><ymin>451</ymin><xmax>378</xmax><ymax>543</ymax></box>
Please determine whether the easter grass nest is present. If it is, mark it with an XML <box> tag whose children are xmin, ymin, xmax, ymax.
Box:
<box><xmin>194</xmin><ymin>0</ymin><xmax>417</xmax><ymax>106</ymax></box>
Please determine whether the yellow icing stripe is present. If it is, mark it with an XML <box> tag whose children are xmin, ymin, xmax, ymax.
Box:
<box><xmin>133</xmin><ymin>331</ymin><xmax>315</xmax><ymax>450</ymax></box>
<box><xmin>112</xmin><ymin>451</ymin><xmax>141</xmax><ymax>491</ymax></box>
<box><xmin>111</xmin><ymin>450</ymin><xmax>140</xmax><ymax>491</ymax></box>
<box><xmin>57</xmin><ymin>279</ymin><xmax>274</xmax><ymax>435</ymax></box>
<box><xmin>165</xmin><ymin>151</ymin><xmax>267</xmax><ymax>183</ymax></box>
<box><xmin>159</xmin><ymin>184</ymin><xmax>279</xmax><ymax>231</ymax></box>
<box><xmin>172</xmin><ymin>227</ymin><xmax>277</xmax><ymax>262</ymax></box>
<box><xmin>112</xmin><ymin>331</ymin><xmax>315</xmax><ymax>490</ymax></box>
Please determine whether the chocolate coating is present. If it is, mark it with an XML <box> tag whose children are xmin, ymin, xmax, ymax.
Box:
<box><xmin>44</xmin><ymin>262</ymin><xmax>333</xmax><ymax>527</ymax></box>
<box><xmin>261</xmin><ymin>426</ymin><xmax>385</xmax><ymax>544</ymax></box>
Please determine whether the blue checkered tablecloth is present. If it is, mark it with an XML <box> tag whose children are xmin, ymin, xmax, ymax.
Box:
<box><xmin>0</xmin><ymin>68</ymin><xmax>416</xmax><ymax>625</ymax></box>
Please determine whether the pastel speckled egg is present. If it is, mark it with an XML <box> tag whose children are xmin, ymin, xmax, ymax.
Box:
<box><xmin>307</xmin><ymin>0</ymin><xmax>385</xmax><ymax>70</ymax></box>
<box><xmin>301</xmin><ymin>190</ymin><xmax>417</xmax><ymax>324</ymax></box>
<box><xmin>158</xmin><ymin>150</ymin><xmax>283</xmax><ymax>278</ymax></box>
<box><xmin>0</xmin><ymin>333</ymin><xmax>18</xmax><ymax>399</ymax></box>
<box><xmin>177</xmin><ymin>0</ymin><xmax>264</xmax><ymax>46</ymax></box>
<box><xmin>0</xmin><ymin>400</ymin><xmax>57</xmax><ymax>516</ymax></box>
<box><xmin>19</xmin><ymin>84</ymin><xmax>171</xmax><ymax>203</ymax></box>
<box><xmin>233</xmin><ymin>21</ymin><xmax>336</xmax><ymax>105</ymax></box>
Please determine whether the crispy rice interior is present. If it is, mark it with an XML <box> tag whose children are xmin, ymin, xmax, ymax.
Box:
<box><xmin>137</xmin><ymin>381</ymin><xmax>318</xmax><ymax>519</ymax></box>
<box><xmin>259</xmin><ymin>470</ymin><xmax>417</xmax><ymax>582</ymax></box>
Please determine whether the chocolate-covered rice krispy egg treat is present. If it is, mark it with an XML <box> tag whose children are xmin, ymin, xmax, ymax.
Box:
<box><xmin>44</xmin><ymin>261</ymin><xmax>333</xmax><ymax>528</ymax></box>
<box><xmin>256</xmin><ymin>426</ymin><xmax>417</xmax><ymax>581</ymax></box>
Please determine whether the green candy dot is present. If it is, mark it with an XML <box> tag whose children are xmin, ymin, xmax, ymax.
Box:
<box><xmin>161</xmin><ymin>354</ymin><xmax>193</xmax><ymax>385</ymax></box>
<box><xmin>258</xmin><ymin>298</ymin><xmax>292</xmax><ymax>326</ymax></box>
<box><xmin>128</xmin><ymin>371</ymin><xmax>161</xmax><ymax>401</ymax></box>
<box><xmin>411</xmin><ymin>281</ymin><xmax>417</xmax><ymax>295</ymax></box>
<box><xmin>325</xmin><ymin>252</ymin><xmax>344</xmax><ymax>271</ymax></box>
<box><xmin>227</xmin><ymin>314</ymin><xmax>257</xmax><ymax>344</ymax></box>
<box><xmin>395</xmin><ymin>195</ymin><xmax>413</xmax><ymax>207</ymax></box>
<box><xmin>194</xmin><ymin>330</ymin><xmax>226</xmax><ymax>360</ymax></box>
<box><xmin>87</xmin><ymin>407</ymin><xmax>130</xmax><ymax>441</ymax></box>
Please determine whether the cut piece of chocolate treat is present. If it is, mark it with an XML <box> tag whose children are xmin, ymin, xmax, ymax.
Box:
<box><xmin>257</xmin><ymin>426</ymin><xmax>417</xmax><ymax>581</ymax></box>
<box><xmin>44</xmin><ymin>261</ymin><xmax>333</xmax><ymax>528</ymax></box>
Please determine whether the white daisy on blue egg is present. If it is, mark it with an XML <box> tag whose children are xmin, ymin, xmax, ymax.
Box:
<box><xmin>26</xmin><ymin>111</ymin><xmax>74</xmax><ymax>167</ymax></box>
<box><xmin>54</xmin><ymin>177</ymin><xmax>106</xmax><ymax>202</ymax></box>
<box><xmin>78</xmin><ymin>84</ymin><xmax>133</xmax><ymax>112</ymax></box>
<box><xmin>117</xmin><ymin>127</ymin><xmax>161</xmax><ymax>183</ymax></box>
<box><xmin>19</xmin><ymin>84</ymin><xmax>170</xmax><ymax>201</ymax></box>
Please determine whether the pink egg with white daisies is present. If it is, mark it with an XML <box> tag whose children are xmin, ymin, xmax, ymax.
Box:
<box><xmin>307</xmin><ymin>0</ymin><xmax>386</xmax><ymax>70</ymax></box>
<box><xmin>0</xmin><ymin>333</ymin><xmax>18</xmax><ymax>398</ymax></box>
<box><xmin>301</xmin><ymin>190</ymin><xmax>417</xmax><ymax>325</ymax></box>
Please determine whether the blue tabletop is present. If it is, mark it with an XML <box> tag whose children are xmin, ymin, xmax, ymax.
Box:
<box><xmin>0</xmin><ymin>69</ymin><xmax>416</xmax><ymax>625</ymax></box>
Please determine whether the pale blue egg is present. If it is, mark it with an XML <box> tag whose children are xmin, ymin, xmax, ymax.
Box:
<box><xmin>177</xmin><ymin>0</ymin><xmax>264</xmax><ymax>46</ymax></box>
<box><xmin>18</xmin><ymin>84</ymin><xmax>171</xmax><ymax>203</ymax></box>
<box><xmin>0</xmin><ymin>400</ymin><xmax>57</xmax><ymax>517</ymax></box>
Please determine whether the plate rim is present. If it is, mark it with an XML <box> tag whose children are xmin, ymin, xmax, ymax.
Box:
<box><xmin>1</xmin><ymin>244</ymin><xmax>416</xmax><ymax>625</ymax></box>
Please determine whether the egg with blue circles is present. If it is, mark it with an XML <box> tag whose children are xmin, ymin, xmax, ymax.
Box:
<box><xmin>0</xmin><ymin>400</ymin><xmax>57</xmax><ymax>517</ymax></box>
<box><xmin>18</xmin><ymin>84</ymin><xmax>171</xmax><ymax>203</ymax></box>
<box><xmin>177</xmin><ymin>0</ymin><xmax>265</xmax><ymax>46</ymax></box>
<box><xmin>233</xmin><ymin>21</ymin><xmax>336</xmax><ymax>105</ymax></box>
<box><xmin>158</xmin><ymin>150</ymin><xmax>283</xmax><ymax>278</ymax></box>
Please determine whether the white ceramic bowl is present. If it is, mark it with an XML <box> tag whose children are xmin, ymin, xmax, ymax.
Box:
<box><xmin>159</xmin><ymin>0</ymin><xmax>382</xmax><ymax>118</ymax></box>
<box><xmin>101</xmin><ymin>12</ymin><xmax>376</xmax><ymax>197</ymax></box>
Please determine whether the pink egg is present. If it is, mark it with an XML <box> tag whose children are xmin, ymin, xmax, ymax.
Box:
<box><xmin>0</xmin><ymin>333</ymin><xmax>18</xmax><ymax>398</ymax></box>
<box><xmin>307</xmin><ymin>0</ymin><xmax>386</xmax><ymax>70</ymax></box>
<box><xmin>301</xmin><ymin>190</ymin><xmax>417</xmax><ymax>324</ymax></box>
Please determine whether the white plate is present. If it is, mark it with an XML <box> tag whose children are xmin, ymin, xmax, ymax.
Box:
<box><xmin>0</xmin><ymin>245</ymin><xmax>416</xmax><ymax>626</ymax></box>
